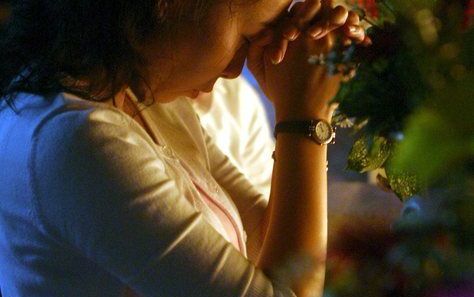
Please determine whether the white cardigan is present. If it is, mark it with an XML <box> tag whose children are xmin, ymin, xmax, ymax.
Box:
<box><xmin>0</xmin><ymin>92</ymin><xmax>295</xmax><ymax>297</ymax></box>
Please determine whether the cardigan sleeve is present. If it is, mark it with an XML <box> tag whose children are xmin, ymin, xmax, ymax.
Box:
<box><xmin>203</xmin><ymin>127</ymin><xmax>270</xmax><ymax>263</ymax></box>
<box><xmin>30</xmin><ymin>105</ymin><xmax>294</xmax><ymax>297</ymax></box>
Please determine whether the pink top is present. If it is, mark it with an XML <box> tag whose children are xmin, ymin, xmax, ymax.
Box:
<box><xmin>193</xmin><ymin>181</ymin><xmax>243</xmax><ymax>252</ymax></box>
<box><xmin>123</xmin><ymin>90</ymin><xmax>246</xmax><ymax>255</ymax></box>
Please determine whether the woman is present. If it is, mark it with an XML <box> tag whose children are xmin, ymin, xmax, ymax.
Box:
<box><xmin>0</xmin><ymin>0</ymin><xmax>367</xmax><ymax>296</ymax></box>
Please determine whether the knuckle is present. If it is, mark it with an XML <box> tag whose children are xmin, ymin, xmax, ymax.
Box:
<box><xmin>348</xmin><ymin>10</ymin><xmax>360</xmax><ymax>22</ymax></box>
<box><xmin>330</xmin><ymin>6</ymin><xmax>348</xmax><ymax>25</ymax></box>
<box><xmin>294</xmin><ymin>1</ymin><xmax>322</xmax><ymax>24</ymax></box>
<box><xmin>333</xmin><ymin>5</ymin><xmax>348</xmax><ymax>16</ymax></box>
<box><xmin>289</xmin><ymin>2</ymin><xmax>305</xmax><ymax>18</ymax></box>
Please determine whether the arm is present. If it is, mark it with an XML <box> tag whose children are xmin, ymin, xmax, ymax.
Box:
<box><xmin>257</xmin><ymin>82</ymin><xmax>336</xmax><ymax>297</ymax></box>
<box><xmin>246</xmin><ymin>1</ymin><xmax>367</xmax><ymax>296</ymax></box>
<box><xmin>31</xmin><ymin>106</ymin><xmax>294</xmax><ymax>297</ymax></box>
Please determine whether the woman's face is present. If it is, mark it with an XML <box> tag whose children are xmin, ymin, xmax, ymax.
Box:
<box><xmin>145</xmin><ymin>0</ymin><xmax>292</xmax><ymax>102</ymax></box>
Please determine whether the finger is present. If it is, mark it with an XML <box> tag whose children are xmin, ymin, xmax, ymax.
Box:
<box><xmin>322</xmin><ymin>33</ymin><xmax>335</xmax><ymax>53</ymax></box>
<box><xmin>247</xmin><ymin>29</ymin><xmax>274</xmax><ymax>79</ymax></box>
<box><xmin>341</xmin><ymin>69</ymin><xmax>357</xmax><ymax>82</ymax></box>
<box><xmin>282</xmin><ymin>23</ymin><xmax>300</xmax><ymax>41</ymax></box>
<box><xmin>278</xmin><ymin>38</ymin><xmax>289</xmax><ymax>64</ymax></box>
<box><xmin>281</xmin><ymin>12</ymin><xmax>301</xmax><ymax>41</ymax></box>
<box><xmin>277</xmin><ymin>39</ymin><xmax>288</xmax><ymax>64</ymax></box>
<box><xmin>262</xmin><ymin>13</ymin><xmax>290</xmax><ymax>65</ymax></box>
<box><xmin>341</xmin><ymin>35</ymin><xmax>352</xmax><ymax>47</ymax></box>
<box><xmin>327</xmin><ymin>5</ymin><xmax>349</xmax><ymax>32</ymax></box>
<box><xmin>306</xmin><ymin>5</ymin><xmax>348</xmax><ymax>39</ymax></box>
<box><xmin>265</xmin><ymin>37</ymin><xmax>289</xmax><ymax>64</ymax></box>
<box><xmin>292</xmin><ymin>0</ymin><xmax>323</xmax><ymax>29</ymax></box>
<box><xmin>280</xmin><ymin>2</ymin><xmax>306</xmax><ymax>41</ymax></box>
<box><xmin>344</xmin><ymin>24</ymin><xmax>365</xmax><ymax>43</ymax></box>
<box><xmin>311</xmin><ymin>33</ymin><xmax>335</xmax><ymax>55</ymax></box>
<box><xmin>341</xmin><ymin>10</ymin><xmax>364</xmax><ymax>43</ymax></box>
<box><xmin>270</xmin><ymin>2</ymin><xmax>305</xmax><ymax>62</ymax></box>
<box><xmin>285</xmin><ymin>0</ymin><xmax>334</xmax><ymax>40</ymax></box>
<box><xmin>328</xmin><ymin>102</ymin><xmax>339</xmax><ymax>115</ymax></box>
<box><xmin>346</xmin><ymin>10</ymin><xmax>360</xmax><ymax>25</ymax></box>
<box><xmin>285</xmin><ymin>0</ymin><xmax>328</xmax><ymax>41</ymax></box>
<box><xmin>288</xmin><ymin>0</ymin><xmax>306</xmax><ymax>17</ymax></box>
<box><xmin>292</xmin><ymin>0</ymin><xmax>333</xmax><ymax>30</ymax></box>
<box><xmin>306</xmin><ymin>20</ymin><xmax>328</xmax><ymax>39</ymax></box>
<box><xmin>361</xmin><ymin>35</ymin><xmax>373</xmax><ymax>46</ymax></box>
<box><xmin>266</xmin><ymin>13</ymin><xmax>295</xmax><ymax>64</ymax></box>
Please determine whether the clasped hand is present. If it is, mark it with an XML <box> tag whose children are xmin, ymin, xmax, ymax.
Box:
<box><xmin>247</xmin><ymin>0</ymin><xmax>370</xmax><ymax>122</ymax></box>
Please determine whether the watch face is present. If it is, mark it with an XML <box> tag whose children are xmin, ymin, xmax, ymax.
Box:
<box><xmin>314</xmin><ymin>121</ymin><xmax>333</xmax><ymax>144</ymax></box>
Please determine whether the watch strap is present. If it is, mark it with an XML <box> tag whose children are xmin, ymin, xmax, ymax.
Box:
<box><xmin>274</xmin><ymin>120</ymin><xmax>316</xmax><ymax>138</ymax></box>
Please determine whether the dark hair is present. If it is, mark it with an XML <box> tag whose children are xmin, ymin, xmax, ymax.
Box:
<box><xmin>0</xmin><ymin>0</ymin><xmax>211</xmax><ymax>105</ymax></box>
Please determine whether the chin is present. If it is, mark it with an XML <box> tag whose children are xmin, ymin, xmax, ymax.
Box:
<box><xmin>188</xmin><ymin>89</ymin><xmax>201</xmax><ymax>99</ymax></box>
<box><xmin>150</xmin><ymin>90</ymin><xmax>190</xmax><ymax>103</ymax></box>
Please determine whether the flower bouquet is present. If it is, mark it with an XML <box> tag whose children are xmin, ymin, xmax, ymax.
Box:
<box><xmin>323</xmin><ymin>1</ymin><xmax>474</xmax><ymax>296</ymax></box>
<box><xmin>328</xmin><ymin>0</ymin><xmax>473</xmax><ymax>200</ymax></box>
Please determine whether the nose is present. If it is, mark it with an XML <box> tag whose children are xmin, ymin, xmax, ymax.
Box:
<box><xmin>220</xmin><ymin>44</ymin><xmax>248</xmax><ymax>79</ymax></box>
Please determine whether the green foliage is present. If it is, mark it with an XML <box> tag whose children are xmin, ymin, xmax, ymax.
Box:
<box><xmin>335</xmin><ymin>23</ymin><xmax>428</xmax><ymax>136</ymax></box>
<box><xmin>331</xmin><ymin>0</ymin><xmax>472</xmax><ymax>199</ymax></box>
<box><xmin>385</xmin><ymin>159</ymin><xmax>424</xmax><ymax>201</ymax></box>
<box><xmin>324</xmin><ymin>1</ymin><xmax>474</xmax><ymax>296</ymax></box>
<box><xmin>346</xmin><ymin>134</ymin><xmax>424</xmax><ymax>200</ymax></box>
<box><xmin>347</xmin><ymin>135</ymin><xmax>391</xmax><ymax>172</ymax></box>
<box><xmin>393</xmin><ymin>94</ymin><xmax>474</xmax><ymax>186</ymax></box>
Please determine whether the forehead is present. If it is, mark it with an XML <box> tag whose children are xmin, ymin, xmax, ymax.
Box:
<box><xmin>235</xmin><ymin>0</ymin><xmax>293</xmax><ymax>34</ymax></box>
<box><xmin>239</xmin><ymin>0</ymin><xmax>292</xmax><ymax>22</ymax></box>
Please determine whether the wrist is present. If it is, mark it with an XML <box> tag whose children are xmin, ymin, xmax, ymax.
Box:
<box><xmin>276</xmin><ymin>110</ymin><xmax>333</xmax><ymax>123</ymax></box>
<box><xmin>274</xmin><ymin>119</ymin><xmax>336</xmax><ymax>146</ymax></box>
<box><xmin>275</xmin><ymin>104</ymin><xmax>334</xmax><ymax>123</ymax></box>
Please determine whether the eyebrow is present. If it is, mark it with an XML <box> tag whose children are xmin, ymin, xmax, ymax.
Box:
<box><xmin>246</xmin><ymin>15</ymin><xmax>283</xmax><ymax>42</ymax></box>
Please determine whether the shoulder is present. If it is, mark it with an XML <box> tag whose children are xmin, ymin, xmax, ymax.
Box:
<box><xmin>28</xmin><ymin>92</ymin><xmax>171</xmax><ymax>236</ymax></box>
<box><xmin>29</xmin><ymin>92</ymin><xmax>161</xmax><ymax>198</ymax></box>
<box><xmin>31</xmin><ymin>92</ymin><xmax>154</xmax><ymax>155</ymax></box>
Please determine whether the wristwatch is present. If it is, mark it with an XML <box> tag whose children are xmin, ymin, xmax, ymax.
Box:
<box><xmin>274</xmin><ymin>119</ymin><xmax>336</xmax><ymax>145</ymax></box>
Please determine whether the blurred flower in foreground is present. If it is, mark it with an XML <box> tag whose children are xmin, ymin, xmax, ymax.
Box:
<box><xmin>323</xmin><ymin>0</ymin><xmax>474</xmax><ymax>296</ymax></box>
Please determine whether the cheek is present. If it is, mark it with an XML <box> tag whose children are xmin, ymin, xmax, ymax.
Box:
<box><xmin>210</xmin><ymin>35</ymin><xmax>241</xmax><ymax>63</ymax></box>
<box><xmin>198</xmin><ymin>19</ymin><xmax>243</xmax><ymax>66</ymax></box>
<box><xmin>191</xmin><ymin>37</ymin><xmax>243</xmax><ymax>77</ymax></box>
<box><xmin>164</xmin><ymin>20</ymin><xmax>243</xmax><ymax>88</ymax></box>
<box><xmin>220</xmin><ymin>43</ymin><xmax>248</xmax><ymax>78</ymax></box>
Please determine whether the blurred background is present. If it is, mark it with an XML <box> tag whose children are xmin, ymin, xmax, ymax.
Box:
<box><xmin>0</xmin><ymin>1</ymin><xmax>10</xmax><ymax>28</ymax></box>
<box><xmin>1</xmin><ymin>1</ymin><xmax>472</xmax><ymax>296</ymax></box>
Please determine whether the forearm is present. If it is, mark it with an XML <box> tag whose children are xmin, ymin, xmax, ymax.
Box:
<box><xmin>257</xmin><ymin>133</ymin><xmax>328</xmax><ymax>297</ymax></box>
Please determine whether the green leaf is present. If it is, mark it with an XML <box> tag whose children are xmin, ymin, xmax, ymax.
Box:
<box><xmin>347</xmin><ymin>135</ymin><xmax>392</xmax><ymax>173</ymax></box>
<box><xmin>385</xmin><ymin>160</ymin><xmax>424</xmax><ymax>201</ymax></box>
